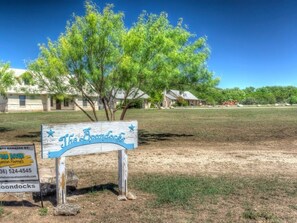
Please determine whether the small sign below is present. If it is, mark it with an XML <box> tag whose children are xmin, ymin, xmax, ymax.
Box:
<box><xmin>0</xmin><ymin>181</ymin><xmax>40</xmax><ymax>193</ymax></box>
<box><xmin>0</xmin><ymin>145</ymin><xmax>40</xmax><ymax>193</ymax></box>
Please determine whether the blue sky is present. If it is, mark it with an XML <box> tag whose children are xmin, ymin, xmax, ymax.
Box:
<box><xmin>0</xmin><ymin>0</ymin><xmax>296</xmax><ymax>88</ymax></box>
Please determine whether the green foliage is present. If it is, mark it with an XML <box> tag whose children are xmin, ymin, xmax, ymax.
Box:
<box><xmin>195</xmin><ymin>87</ymin><xmax>223</xmax><ymax>105</ymax></box>
<box><xmin>20</xmin><ymin>71</ymin><xmax>34</xmax><ymax>85</ymax></box>
<box><xmin>253</xmin><ymin>88</ymin><xmax>276</xmax><ymax>104</ymax></box>
<box><xmin>148</xmin><ymin>91</ymin><xmax>163</xmax><ymax>108</ymax></box>
<box><xmin>195</xmin><ymin>85</ymin><xmax>297</xmax><ymax>105</ymax></box>
<box><xmin>243</xmin><ymin>86</ymin><xmax>297</xmax><ymax>105</ymax></box>
<box><xmin>29</xmin><ymin>1</ymin><xmax>216</xmax><ymax>121</ymax></box>
<box><xmin>241</xmin><ymin>97</ymin><xmax>257</xmax><ymax>105</ymax></box>
<box><xmin>38</xmin><ymin>207</ymin><xmax>48</xmax><ymax>216</ymax></box>
<box><xmin>222</xmin><ymin>87</ymin><xmax>246</xmax><ymax>102</ymax></box>
<box><xmin>176</xmin><ymin>96</ymin><xmax>188</xmax><ymax>106</ymax></box>
<box><xmin>0</xmin><ymin>61</ymin><xmax>14</xmax><ymax>96</ymax></box>
<box><xmin>288</xmin><ymin>95</ymin><xmax>297</xmax><ymax>104</ymax></box>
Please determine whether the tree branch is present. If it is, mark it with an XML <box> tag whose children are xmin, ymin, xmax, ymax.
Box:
<box><xmin>73</xmin><ymin>100</ymin><xmax>95</xmax><ymax>122</ymax></box>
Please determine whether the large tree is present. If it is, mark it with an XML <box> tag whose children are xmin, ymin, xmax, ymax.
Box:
<box><xmin>0</xmin><ymin>61</ymin><xmax>14</xmax><ymax>96</ymax></box>
<box><xmin>28</xmin><ymin>2</ymin><xmax>217</xmax><ymax>121</ymax></box>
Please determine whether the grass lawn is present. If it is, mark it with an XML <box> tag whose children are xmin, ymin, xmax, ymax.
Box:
<box><xmin>1</xmin><ymin>107</ymin><xmax>297</xmax><ymax>143</ymax></box>
<box><xmin>130</xmin><ymin>174</ymin><xmax>297</xmax><ymax>222</ymax></box>
<box><xmin>0</xmin><ymin>107</ymin><xmax>297</xmax><ymax>222</ymax></box>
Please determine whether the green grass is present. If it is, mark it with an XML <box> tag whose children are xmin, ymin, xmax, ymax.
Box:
<box><xmin>132</xmin><ymin>174</ymin><xmax>297</xmax><ymax>207</ymax></box>
<box><xmin>242</xmin><ymin>206</ymin><xmax>280</xmax><ymax>223</ymax></box>
<box><xmin>132</xmin><ymin>175</ymin><xmax>235</xmax><ymax>206</ymax></box>
<box><xmin>0</xmin><ymin>206</ymin><xmax>3</xmax><ymax>217</ymax></box>
<box><xmin>38</xmin><ymin>207</ymin><xmax>48</xmax><ymax>216</ymax></box>
<box><xmin>1</xmin><ymin>108</ymin><xmax>296</xmax><ymax>222</ymax></box>
<box><xmin>289</xmin><ymin>204</ymin><xmax>297</xmax><ymax>210</ymax></box>
<box><xmin>1</xmin><ymin>107</ymin><xmax>297</xmax><ymax>143</ymax></box>
<box><xmin>128</xmin><ymin>108</ymin><xmax>297</xmax><ymax>143</ymax></box>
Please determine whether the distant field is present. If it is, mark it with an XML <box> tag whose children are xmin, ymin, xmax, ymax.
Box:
<box><xmin>1</xmin><ymin>107</ymin><xmax>297</xmax><ymax>222</ymax></box>
<box><xmin>0</xmin><ymin>107</ymin><xmax>296</xmax><ymax>143</ymax></box>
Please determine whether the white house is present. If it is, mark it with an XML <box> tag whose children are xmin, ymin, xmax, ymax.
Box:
<box><xmin>163</xmin><ymin>89</ymin><xmax>203</xmax><ymax>108</ymax></box>
<box><xmin>0</xmin><ymin>68</ymin><xmax>149</xmax><ymax>112</ymax></box>
<box><xmin>114</xmin><ymin>89</ymin><xmax>150</xmax><ymax>109</ymax></box>
<box><xmin>0</xmin><ymin>68</ymin><xmax>98</xmax><ymax>112</ymax></box>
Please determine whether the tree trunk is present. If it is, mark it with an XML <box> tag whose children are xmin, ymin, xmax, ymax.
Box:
<box><xmin>102</xmin><ymin>98</ymin><xmax>110</xmax><ymax>121</ymax></box>
<box><xmin>120</xmin><ymin>106</ymin><xmax>129</xmax><ymax>120</ymax></box>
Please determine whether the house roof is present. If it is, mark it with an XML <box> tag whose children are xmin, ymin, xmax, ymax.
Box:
<box><xmin>7</xmin><ymin>69</ymin><xmax>149</xmax><ymax>100</ymax></box>
<box><xmin>9</xmin><ymin>68</ymin><xmax>27</xmax><ymax>77</ymax></box>
<box><xmin>167</xmin><ymin>90</ymin><xmax>199</xmax><ymax>101</ymax></box>
<box><xmin>6</xmin><ymin>68</ymin><xmax>48</xmax><ymax>94</ymax></box>
<box><xmin>115</xmin><ymin>89</ymin><xmax>149</xmax><ymax>100</ymax></box>
<box><xmin>181</xmin><ymin>91</ymin><xmax>199</xmax><ymax>100</ymax></box>
<box><xmin>165</xmin><ymin>94</ymin><xmax>176</xmax><ymax>100</ymax></box>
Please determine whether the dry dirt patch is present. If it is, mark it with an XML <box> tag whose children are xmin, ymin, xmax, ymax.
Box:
<box><xmin>61</xmin><ymin>139</ymin><xmax>297</xmax><ymax>178</ymax></box>
<box><xmin>1</xmin><ymin>139</ymin><xmax>297</xmax><ymax>222</ymax></box>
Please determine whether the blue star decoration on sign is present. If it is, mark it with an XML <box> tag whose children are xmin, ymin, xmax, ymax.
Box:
<box><xmin>47</xmin><ymin>129</ymin><xmax>55</xmax><ymax>137</ymax></box>
<box><xmin>129</xmin><ymin>124</ymin><xmax>135</xmax><ymax>132</ymax></box>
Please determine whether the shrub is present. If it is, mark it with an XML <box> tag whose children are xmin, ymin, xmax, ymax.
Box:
<box><xmin>288</xmin><ymin>95</ymin><xmax>297</xmax><ymax>104</ymax></box>
<box><xmin>241</xmin><ymin>97</ymin><xmax>257</xmax><ymax>105</ymax></box>
<box><xmin>176</xmin><ymin>96</ymin><xmax>188</xmax><ymax>107</ymax></box>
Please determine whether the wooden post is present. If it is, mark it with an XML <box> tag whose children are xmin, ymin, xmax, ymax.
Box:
<box><xmin>73</xmin><ymin>98</ymin><xmax>79</xmax><ymax>111</ymax></box>
<box><xmin>56</xmin><ymin>157</ymin><xmax>66</xmax><ymax>205</ymax></box>
<box><xmin>118</xmin><ymin>150</ymin><xmax>128</xmax><ymax>196</ymax></box>
<box><xmin>46</xmin><ymin>95</ymin><xmax>51</xmax><ymax>111</ymax></box>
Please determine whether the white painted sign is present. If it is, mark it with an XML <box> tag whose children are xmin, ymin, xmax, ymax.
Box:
<box><xmin>41</xmin><ymin>121</ymin><xmax>138</xmax><ymax>159</ymax></box>
<box><xmin>0</xmin><ymin>145</ymin><xmax>40</xmax><ymax>193</ymax></box>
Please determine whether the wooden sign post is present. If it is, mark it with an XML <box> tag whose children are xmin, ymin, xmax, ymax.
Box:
<box><xmin>56</xmin><ymin>157</ymin><xmax>66</xmax><ymax>205</ymax></box>
<box><xmin>41</xmin><ymin>121</ymin><xmax>138</xmax><ymax>205</ymax></box>
<box><xmin>118</xmin><ymin>150</ymin><xmax>128</xmax><ymax>196</ymax></box>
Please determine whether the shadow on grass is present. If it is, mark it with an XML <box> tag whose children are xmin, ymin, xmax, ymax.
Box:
<box><xmin>15</xmin><ymin>131</ymin><xmax>40</xmax><ymax>142</ymax></box>
<box><xmin>13</xmin><ymin>129</ymin><xmax>192</xmax><ymax>144</ymax></box>
<box><xmin>0</xmin><ymin>200</ymin><xmax>40</xmax><ymax>207</ymax></box>
<box><xmin>33</xmin><ymin>183</ymin><xmax>118</xmax><ymax>206</ymax></box>
<box><xmin>71</xmin><ymin>183</ymin><xmax>118</xmax><ymax>196</ymax></box>
<box><xmin>0</xmin><ymin>127</ymin><xmax>13</xmax><ymax>133</ymax></box>
<box><xmin>139</xmin><ymin>130</ymin><xmax>193</xmax><ymax>145</ymax></box>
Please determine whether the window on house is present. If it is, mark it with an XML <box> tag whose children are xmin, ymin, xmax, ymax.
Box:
<box><xmin>64</xmin><ymin>99</ymin><xmax>69</xmax><ymax>107</ymax></box>
<box><xmin>19</xmin><ymin>95</ymin><xmax>26</xmax><ymax>106</ymax></box>
<box><xmin>50</xmin><ymin>97</ymin><xmax>54</xmax><ymax>107</ymax></box>
<box><xmin>83</xmin><ymin>98</ymin><xmax>88</xmax><ymax>107</ymax></box>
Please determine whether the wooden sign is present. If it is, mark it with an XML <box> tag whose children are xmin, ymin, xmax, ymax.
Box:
<box><xmin>0</xmin><ymin>145</ymin><xmax>40</xmax><ymax>193</ymax></box>
<box><xmin>41</xmin><ymin>121</ymin><xmax>138</xmax><ymax>159</ymax></box>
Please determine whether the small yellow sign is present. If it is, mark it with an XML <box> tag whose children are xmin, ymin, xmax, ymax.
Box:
<box><xmin>0</xmin><ymin>152</ymin><xmax>33</xmax><ymax>168</ymax></box>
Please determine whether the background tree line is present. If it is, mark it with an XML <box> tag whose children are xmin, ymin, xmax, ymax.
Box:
<box><xmin>195</xmin><ymin>86</ymin><xmax>297</xmax><ymax>105</ymax></box>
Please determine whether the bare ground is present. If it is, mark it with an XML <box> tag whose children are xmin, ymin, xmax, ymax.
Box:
<box><xmin>1</xmin><ymin>137</ymin><xmax>297</xmax><ymax>222</ymax></box>
<box><xmin>61</xmin><ymin>139</ymin><xmax>297</xmax><ymax>179</ymax></box>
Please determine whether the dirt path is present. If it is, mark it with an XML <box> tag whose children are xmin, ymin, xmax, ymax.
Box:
<box><xmin>51</xmin><ymin>139</ymin><xmax>297</xmax><ymax>179</ymax></box>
